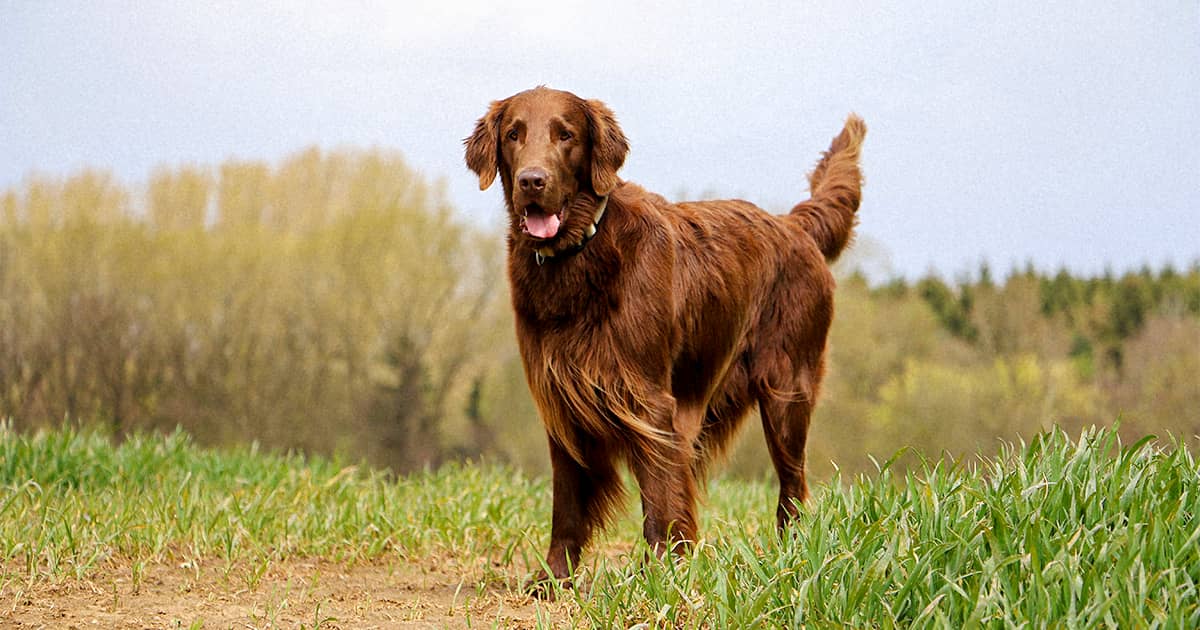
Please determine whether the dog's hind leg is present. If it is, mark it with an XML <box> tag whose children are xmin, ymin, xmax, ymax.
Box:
<box><xmin>758</xmin><ymin>390</ymin><xmax>815</xmax><ymax>528</ymax></box>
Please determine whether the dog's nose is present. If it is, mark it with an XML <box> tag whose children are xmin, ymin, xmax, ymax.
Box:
<box><xmin>517</xmin><ymin>168</ymin><xmax>548</xmax><ymax>194</ymax></box>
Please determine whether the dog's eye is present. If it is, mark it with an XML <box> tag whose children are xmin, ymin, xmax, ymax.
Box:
<box><xmin>507</xmin><ymin>129</ymin><xmax>519</xmax><ymax>142</ymax></box>
<box><xmin>559</xmin><ymin>131</ymin><xmax>574</xmax><ymax>142</ymax></box>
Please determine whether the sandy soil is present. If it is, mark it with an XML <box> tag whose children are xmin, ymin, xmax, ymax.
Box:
<box><xmin>1</xmin><ymin>557</ymin><xmax>576</xmax><ymax>629</ymax></box>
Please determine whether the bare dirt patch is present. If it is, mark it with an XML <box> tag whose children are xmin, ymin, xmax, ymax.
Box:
<box><xmin>2</xmin><ymin>557</ymin><xmax>575</xmax><ymax>629</ymax></box>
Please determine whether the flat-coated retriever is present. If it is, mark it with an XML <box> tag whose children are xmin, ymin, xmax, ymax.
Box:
<box><xmin>465</xmin><ymin>87</ymin><xmax>865</xmax><ymax>589</ymax></box>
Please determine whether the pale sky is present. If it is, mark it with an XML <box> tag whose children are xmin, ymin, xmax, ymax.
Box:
<box><xmin>2</xmin><ymin>1</ymin><xmax>1197</xmax><ymax>279</ymax></box>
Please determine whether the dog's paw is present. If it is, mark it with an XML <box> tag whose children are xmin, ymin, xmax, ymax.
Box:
<box><xmin>524</xmin><ymin>570</ymin><xmax>572</xmax><ymax>600</ymax></box>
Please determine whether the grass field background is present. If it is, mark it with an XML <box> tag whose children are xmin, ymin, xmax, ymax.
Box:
<box><xmin>1</xmin><ymin>421</ymin><xmax>1197</xmax><ymax>627</ymax></box>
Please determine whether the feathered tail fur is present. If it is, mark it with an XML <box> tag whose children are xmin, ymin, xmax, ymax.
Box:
<box><xmin>789</xmin><ymin>115</ymin><xmax>866</xmax><ymax>261</ymax></box>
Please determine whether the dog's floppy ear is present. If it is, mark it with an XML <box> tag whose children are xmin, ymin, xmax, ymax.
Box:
<box><xmin>585</xmin><ymin>99</ymin><xmax>629</xmax><ymax>196</ymax></box>
<box><xmin>464</xmin><ymin>99</ymin><xmax>507</xmax><ymax>190</ymax></box>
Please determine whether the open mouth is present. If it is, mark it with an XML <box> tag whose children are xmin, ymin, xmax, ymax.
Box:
<box><xmin>521</xmin><ymin>202</ymin><xmax>563</xmax><ymax>239</ymax></box>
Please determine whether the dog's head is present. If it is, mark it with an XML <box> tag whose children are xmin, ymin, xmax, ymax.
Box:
<box><xmin>465</xmin><ymin>87</ymin><xmax>629</xmax><ymax>243</ymax></box>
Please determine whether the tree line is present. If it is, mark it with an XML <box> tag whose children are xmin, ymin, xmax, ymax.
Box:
<box><xmin>2</xmin><ymin>149</ymin><xmax>1197</xmax><ymax>478</ymax></box>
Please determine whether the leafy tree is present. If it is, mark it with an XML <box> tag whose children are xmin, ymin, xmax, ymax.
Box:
<box><xmin>2</xmin><ymin>152</ymin><xmax>1196</xmax><ymax>478</ymax></box>
<box><xmin>917</xmin><ymin>276</ymin><xmax>978</xmax><ymax>343</ymax></box>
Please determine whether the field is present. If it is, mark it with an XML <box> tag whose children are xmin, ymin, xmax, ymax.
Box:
<box><xmin>1</xmin><ymin>423</ymin><xmax>1197</xmax><ymax>628</ymax></box>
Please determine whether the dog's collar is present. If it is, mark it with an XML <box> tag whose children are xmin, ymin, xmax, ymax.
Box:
<box><xmin>534</xmin><ymin>196</ymin><xmax>608</xmax><ymax>265</ymax></box>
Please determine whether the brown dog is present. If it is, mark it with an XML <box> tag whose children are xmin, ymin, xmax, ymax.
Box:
<box><xmin>465</xmin><ymin>87</ymin><xmax>865</xmax><ymax>586</ymax></box>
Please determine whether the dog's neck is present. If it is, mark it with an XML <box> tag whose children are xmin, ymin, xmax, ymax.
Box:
<box><xmin>532</xmin><ymin>195</ymin><xmax>608</xmax><ymax>265</ymax></box>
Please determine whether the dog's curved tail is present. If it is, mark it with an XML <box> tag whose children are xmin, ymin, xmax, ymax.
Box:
<box><xmin>789</xmin><ymin>114</ymin><xmax>866</xmax><ymax>261</ymax></box>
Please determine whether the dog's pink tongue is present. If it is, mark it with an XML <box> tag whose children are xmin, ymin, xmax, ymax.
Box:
<box><xmin>526</xmin><ymin>212</ymin><xmax>561</xmax><ymax>239</ymax></box>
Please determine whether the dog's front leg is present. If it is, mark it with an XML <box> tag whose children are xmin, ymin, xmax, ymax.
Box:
<box><xmin>630</xmin><ymin>400</ymin><xmax>703</xmax><ymax>555</ymax></box>
<box><xmin>630</xmin><ymin>437</ymin><xmax>698</xmax><ymax>556</ymax></box>
<box><xmin>527</xmin><ymin>437</ymin><xmax>621</xmax><ymax>595</ymax></box>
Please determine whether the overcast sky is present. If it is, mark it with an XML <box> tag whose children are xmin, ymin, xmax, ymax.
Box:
<box><xmin>2</xmin><ymin>1</ymin><xmax>1197</xmax><ymax>279</ymax></box>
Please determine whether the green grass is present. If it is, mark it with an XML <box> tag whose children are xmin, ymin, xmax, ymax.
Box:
<box><xmin>0</xmin><ymin>422</ymin><xmax>548</xmax><ymax>584</ymax></box>
<box><xmin>1</xmin><ymin>421</ymin><xmax>1197</xmax><ymax>628</ymax></box>
<box><xmin>573</xmin><ymin>429</ymin><xmax>1200</xmax><ymax>628</ymax></box>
